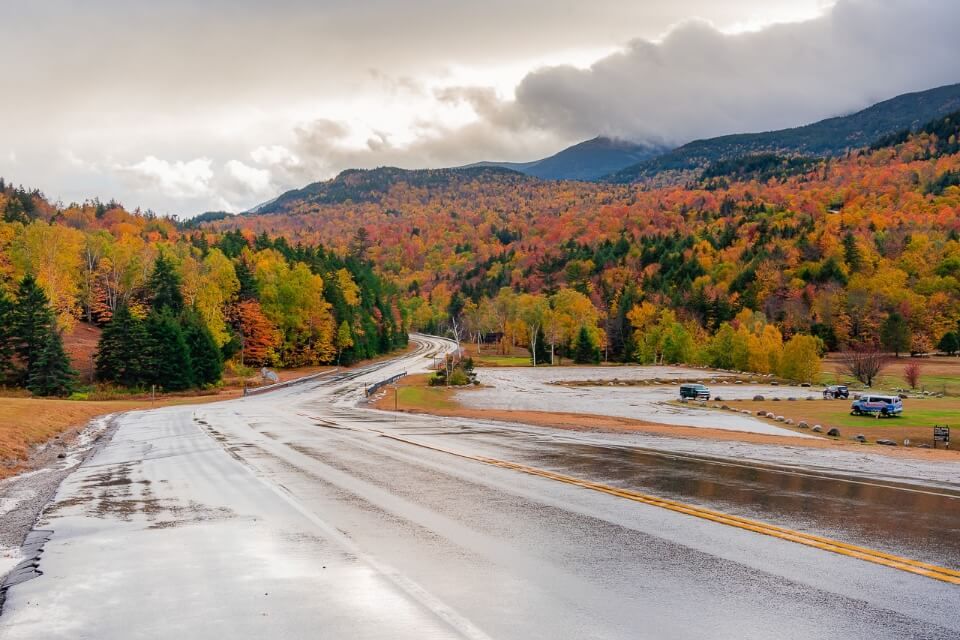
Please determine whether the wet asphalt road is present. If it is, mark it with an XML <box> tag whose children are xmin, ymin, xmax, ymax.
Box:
<box><xmin>0</xmin><ymin>335</ymin><xmax>957</xmax><ymax>639</ymax></box>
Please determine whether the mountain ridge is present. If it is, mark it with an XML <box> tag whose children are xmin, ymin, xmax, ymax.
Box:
<box><xmin>606</xmin><ymin>81</ymin><xmax>960</xmax><ymax>182</ymax></box>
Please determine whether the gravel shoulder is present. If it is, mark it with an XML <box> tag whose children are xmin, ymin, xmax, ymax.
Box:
<box><xmin>0</xmin><ymin>415</ymin><xmax>118</xmax><ymax>579</ymax></box>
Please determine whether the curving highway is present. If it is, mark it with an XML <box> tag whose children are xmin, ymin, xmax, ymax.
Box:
<box><xmin>0</xmin><ymin>334</ymin><xmax>957</xmax><ymax>639</ymax></box>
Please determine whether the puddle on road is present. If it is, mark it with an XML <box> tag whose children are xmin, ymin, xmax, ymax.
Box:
<box><xmin>495</xmin><ymin>439</ymin><xmax>960</xmax><ymax>568</ymax></box>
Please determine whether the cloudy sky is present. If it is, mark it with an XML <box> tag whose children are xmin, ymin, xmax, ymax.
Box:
<box><xmin>2</xmin><ymin>0</ymin><xmax>958</xmax><ymax>216</ymax></box>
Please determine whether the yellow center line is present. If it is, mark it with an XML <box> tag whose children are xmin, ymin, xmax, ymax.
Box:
<box><xmin>377</xmin><ymin>432</ymin><xmax>960</xmax><ymax>585</ymax></box>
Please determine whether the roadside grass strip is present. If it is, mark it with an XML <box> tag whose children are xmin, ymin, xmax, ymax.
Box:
<box><xmin>379</xmin><ymin>432</ymin><xmax>960</xmax><ymax>585</ymax></box>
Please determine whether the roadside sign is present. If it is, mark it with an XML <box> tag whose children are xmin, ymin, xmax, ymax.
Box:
<box><xmin>933</xmin><ymin>425</ymin><xmax>950</xmax><ymax>449</ymax></box>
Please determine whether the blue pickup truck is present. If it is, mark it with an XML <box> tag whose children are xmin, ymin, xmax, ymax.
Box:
<box><xmin>850</xmin><ymin>394</ymin><xmax>903</xmax><ymax>417</ymax></box>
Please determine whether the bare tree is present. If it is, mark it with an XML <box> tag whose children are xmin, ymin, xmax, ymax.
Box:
<box><xmin>449</xmin><ymin>315</ymin><xmax>464</xmax><ymax>365</ymax></box>
<box><xmin>904</xmin><ymin>361</ymin><xmax>921</xmax><ymax>389</ymax></box>
<box><xmin>840</xmin><ymin>345</ymin><xmax>889</xmax><ymax>387</ymax></box>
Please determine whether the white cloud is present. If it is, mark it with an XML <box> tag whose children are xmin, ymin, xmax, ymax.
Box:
<box><xmin>250</xmin><ymin>145</ymin><xmax>301</xmax><ymax>167</ymax></box>
<box><xmin>3</xmin><ymin>0</ymin><xmax>958</xmax><ymax>217</ymax></box>
<box><xmin>223</xmin><ymin>160</ymin><xmax>273</xmax><ymax>196</ymax></box>
<box><xmin>121</xmin><ymin>156</ymin><xmax>214</xmax><ymax>199</ymax></box>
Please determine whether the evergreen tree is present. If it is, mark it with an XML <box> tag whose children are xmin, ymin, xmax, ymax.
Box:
<box><xmin>11</xmin><ymin>274</ymin><xmax>55</xmax><ymax>383</ymax></box>
<box><xmin>842</xmin><ymin>232</ymin><xmax>862</xmax><ymax>272</ymax></box>
<box><xmin>938</xmin><ymin>331</ymin><xmax>959</xmax><ymax>356</ymax></box>
<box><xmin>880</xmin><ymin>312</ymin><xmax>910</xmax><ymax>357</ymax></box>
<box><xmin>530</xmin><ymin>326</ymin><xmax>550</xmax><ymax>365</ymax></box>
<box><xmin>0</xmin><ymin>290</ymin><xmax>15</xmax><ymax>382</ymax></box>
<box><xmin>95</xmin><ymin>304</ymin><xmax>148</xmax><ymax>387</ymax></box>
<box><xmin>573</xmin><ymin>326</ymin><xmax>599</xmax><ymax>364</ymax></box>
<box><xmin>27</xmin><ymin>328</ymin><xmax>76</xmax><ymax>397</ymax></box>
<box><xmin>234</xmin><ymin>260</ymin><xmax>258</xmax><ymax>300</ymax></box>
<box><xmin>182</xmin><ymin>310</ymin><xmax>223</xmax><ymax>387</ymax></box>
<box><xmin>145</xmin><ymin>310</ymin><xmax>194</xmax><ymax>391</ymax></box>
<box><xmin>149</xmin><ymin>253</ymin><xmax>184</xmax><ymax>313</ymax></box>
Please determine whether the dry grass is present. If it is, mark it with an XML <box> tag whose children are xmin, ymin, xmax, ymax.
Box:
<box><xmin>0</xmin><ymin>393</ymin><xmax>233</xmax><ymax>479</ymax></box>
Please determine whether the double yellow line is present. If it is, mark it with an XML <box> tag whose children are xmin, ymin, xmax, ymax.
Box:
<box><xmin>380</xmin><ymin>432</ymin><xmax>960</xmax><ymax>585</ymax></box>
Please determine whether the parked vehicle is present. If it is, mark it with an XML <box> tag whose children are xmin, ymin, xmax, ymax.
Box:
<box><xmin>850</xmin><ymin>395</ymin><xmax>903</xmax><ymax>417</ymax></box>
<box><xmin>679</xmin><ymin>383</ymin><xmax>710</xmax><ymax>400</ymax></box>
<box><xmin>823</xmin><ymin>385</ymin><xmax>849</xmax><ymax>399</ymax></box>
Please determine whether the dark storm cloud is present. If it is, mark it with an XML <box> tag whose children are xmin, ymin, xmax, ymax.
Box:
<box><xmin>494</xmin><ymin>0</ymin><xmax>960</xmax><ymax>144</ymax></box>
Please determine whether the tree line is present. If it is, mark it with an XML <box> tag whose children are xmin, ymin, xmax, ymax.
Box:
<box><xmin>0</xmin><ymin>189</ymin><xmax>409</xmax><ymax>396</ymax></box>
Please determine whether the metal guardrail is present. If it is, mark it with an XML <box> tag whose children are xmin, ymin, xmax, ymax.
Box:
<box><xmin>243</xmin><ymin>368</ymin><xmax>338</xmax><ymax>397</ymax></box>
<box><xmin>365</xmin><ymin>372</ymin><xmax>406</xmax><ymax>397</ymax></box>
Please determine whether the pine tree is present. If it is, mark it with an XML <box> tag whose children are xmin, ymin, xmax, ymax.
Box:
<box><xmin>234</xmin><ymin>260</ymin><xmax>258</xmax><ymax>300</ymax></box>
<box><xmin>842</xmin><ymin>232</ymin><xmax>862</xmax><ymax>273</ymax></box>
<box><xmin>149</xmin><ymin>253</ymin><xmax>184</xmax><ymax>313</ymax></box>
<box><xmin>573</xmin><ymin>326</ymin><xmax>599</xmax><ymax>364</ymax></box>
<box><xmin>11</xmin><ymin>274</ymin><xmax>55</xmax><ymax>383</ymax></box>
<box><xmin>27</xmin><ymin>328</ymin><xmax>76</xmax><ymax>397</ymax></box>
<box><xmin>95</xmin><ymin>304</ymin><xmax>148</xmax><ymax>387</ymax></box>
<box><xmin>182</xmin><ymin>310</ymin><xmax>222</xmax><ymax>387</ymax></box>
<box><xmin>145</xmin><ymin>310</ymin><xmax>194</xmax><ymax>391</ymax></box>
<box><xmin>0</xmin><ymin>290</ymin><xmax>15</xmax><ymax>382</ymax></box>
<box><xmin>938</xmin><ymin>331</ymin><xmax>959</xmax><ymax>356</ymax></box>
<box><xmin>531</xmin><ymin>326</ymin><xmax>550</xmax><ymax>365</ymax></box>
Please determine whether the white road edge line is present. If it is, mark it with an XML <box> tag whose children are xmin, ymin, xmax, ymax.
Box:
<box><xmin>194</xmin><ymin>413</ymin><xmax>494</xmax><ymax>640</ymax></box>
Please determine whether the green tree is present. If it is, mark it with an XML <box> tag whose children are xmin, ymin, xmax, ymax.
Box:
<box><xmin>880</xmin><ymin>312</ymin><xmax>910</xmax><ymax>357</ymax></box>
<box><xmin>530</xmin><ymin>326</ymin><xmax>550</xmax><ymax>365</ymax></box>
<box><xmin>11</xmin><ymin>274</ymin><xmax>55</xmax><ymax>383</ymax></box>
<box><xmin>335</xmin><ymin>320</ymin><xmax>354</xmax><ymax>365</ymax></box>
<box><xmin>149</xmin><ymin>253</ymin><xmax>184</xmax><ymax>313</ymax></box>
<box><xmin>938</xmin><ymin>331</ymin><xmax>959</xmax><ymax>356</ymax></box>
<box><xmin>842</xmin><ymin>232</ymin><xmax>862</xmax><ymax>272</ymax></box>
<box><xmin>95</xmin><ymin>303</ymin><xmax>148</xmax><ymax>387</ymax></box>
<box><xmin>0</xmin><ymin>290</ymin><xmax>15</xmax><ymax>382</ymax></box>
<box><xmin>778</xmin><ymin>334</ymin><xmax>823</xmax><ymax>383</ymax></box>
<box><xmin>27</xmin><ymin>328</ymin><xmax>76</xmax><ymax>397</ymax></box>
<box><xmin>182</xmin><ymin>310</ymin><xmax>223</xmax><ymax>387</ymax></box>
<box><xmin>573</xmin><ymin>326</ymin><xmax>599</xmax><ymax>364</ymax></box>
<box><xmin>661</xmin><ymin>323</ymin><xmax>694</xmax><ymax>364</ymax></box>
<box><xmin>145</xmin><ymin>310</ymin><xmax>194</xmax><ymax>391</ymax></box>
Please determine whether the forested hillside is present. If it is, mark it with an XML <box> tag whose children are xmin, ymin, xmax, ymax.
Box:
<box><xmin>607</xmin><ymin>81</ymin><xmax>960</xmax><ymax>183</ymax></box>
<box><xmin>0</xmin><ymin>184</ymin><xmax>406</xmax><ymax>395</ymax></box>
<box><xmin>211</xmin><ymin>110</ymin><xmax>960</xmax><ymax>377</ymax></box>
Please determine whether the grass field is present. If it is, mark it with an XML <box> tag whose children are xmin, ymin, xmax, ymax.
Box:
<box><xmin>821</xmin><ymin>355</ymin><xmax>960</xmax><ymax>395</ymax></box>
<box><xmin>724</xmin><ymin>397</ymin><xmax>959</xmax><ymax>447</ymax></box>
<box><xmin>389</xmin><ymin>375</ymin><xmax>463</xmax><ymax>411</ymax></box>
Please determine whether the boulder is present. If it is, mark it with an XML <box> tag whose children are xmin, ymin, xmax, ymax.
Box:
<box><xmin>752</xmin><ymin>395</ymin><xmax>765</xmax><ymax>401</ymax></box>
<box><xmin>876</xmin><ymin>439</ymin><xmax>897</xmax><ymax>446</ymax></box>
<box><xmin>812</xmin><ymin>425</ymin><xmax>824</xmax><ymax>433</ymax></box>
<box><xmin>853</xmin><ymin>434</ymin><xmax>866</xmax><ymax>442</ymax></box>
<box><xmin>800</xmin><ymin>382</ymin><xmax>811</xmax><ymax>387</ymax></box>
<box><xmin>798</xmin><ymin>421</ymin><xmax>809</xmax><ymax>429</ymax></box>
<box><xmin>827</xmin><ymin>428</ymin><xmax>841</xmax><ymax>437</ymax></box>
<box><xmin>720</xmin><ymin>404</ymin><xmax>730</xmax><ymax>410</ymax></box>
<box><xmin>775</xmin><ymin>416</ymin><xmax>785</xmax><ymax>422</ymax></box>
<box><xmin>741</xmin><ymin>410</ymin><xmax>751</xmax><ymax>415</ymax></box>
<box><xmin>784</xmin><ymin>419</ymin><xmax>794</xmax><ymax>425</ymax></box>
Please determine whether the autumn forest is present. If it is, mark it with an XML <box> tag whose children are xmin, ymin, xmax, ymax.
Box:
<box><xmin>3</xmin><ymin>109</ymin><xmax>960</xmax><ymax>395</ymax></box>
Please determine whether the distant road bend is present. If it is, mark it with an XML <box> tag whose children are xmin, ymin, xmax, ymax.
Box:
<box><xmin>0</xmin><ymin>334</ymin><xmax>957</xmax><ymax>639</ymax></box>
